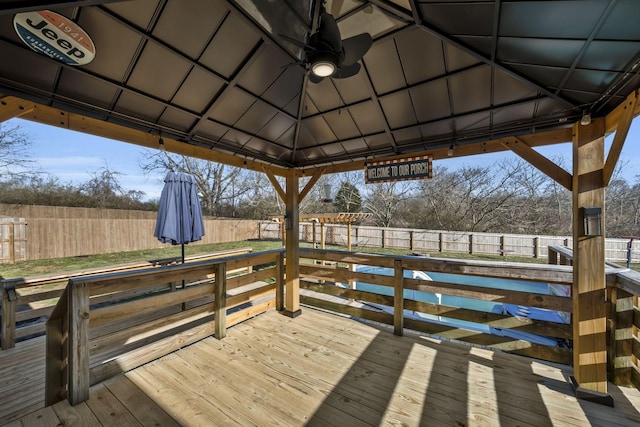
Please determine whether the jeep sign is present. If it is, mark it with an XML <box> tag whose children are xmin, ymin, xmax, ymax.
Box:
<box><xmin>13</xmin><ymin>10</ymin><xmax>95</xmax><ymax>66</ymax></box>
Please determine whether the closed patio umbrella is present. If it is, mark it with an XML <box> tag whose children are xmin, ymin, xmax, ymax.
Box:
<box><xmin>154</xmin><ymin>172</ymin><xmax>205</xmax><ymax>263</ymax></box>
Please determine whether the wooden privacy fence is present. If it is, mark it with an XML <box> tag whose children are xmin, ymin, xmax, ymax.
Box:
<box><xmin>260</xmin><ymin>222</ymin><xmax>640</xmax><ymax>263</ymax></box>
<box><xmin>45</xmin><ymin>248</ymin><xmax>284</xmax><ymax>406</ymax></box>
<box><xmin>0</xmin><ymin>204</ymin><xmax>259</xmax><ymax>262</ymax></box>
<box><xmin>0</xmin><ymin>247</ymin><xmax>253</xmax><ymax>350</ymax></box>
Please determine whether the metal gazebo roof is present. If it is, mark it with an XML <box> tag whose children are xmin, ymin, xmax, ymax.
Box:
<box><xmin>1</xmin><ymin>0</ymin><xmax>639</xmax><ymax>173</ymax></box>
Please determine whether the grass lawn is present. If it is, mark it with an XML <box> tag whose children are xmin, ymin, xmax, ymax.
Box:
<box><xmin>1</xmin><ymin>239</ymin><xmax>637</xmax><ymax>280</ymax></box>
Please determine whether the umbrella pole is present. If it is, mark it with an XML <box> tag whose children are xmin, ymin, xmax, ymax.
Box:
<box><xmin>181</xmin><ymin>243</ymin><xmax>186</xmax><ymax>290</ymax></box>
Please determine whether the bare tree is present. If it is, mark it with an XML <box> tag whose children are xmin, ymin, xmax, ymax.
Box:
<box><xmin>141</xmin><ymin>151</ymin><xmax>251</xmax><ymax>216</ymax></box>
<box><xmin>364</xmin><ymin>181</ymin><xmax>415</xmax><ymax>227</ymax></box>
<box><xmin>0</xmin><ymin>123</ymin><xmax>34</xmax><ymax>180</ymax></box>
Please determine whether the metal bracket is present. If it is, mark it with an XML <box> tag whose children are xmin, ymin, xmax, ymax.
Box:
<box><xmin>5</xmin><ymin>285</ymin><xmax>18</xmax><ymax>302</ymax></box>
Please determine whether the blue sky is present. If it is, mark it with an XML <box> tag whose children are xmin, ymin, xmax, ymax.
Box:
<box><xmin>8</xmin><ymin>117</ymin><xmax>640</xmax><ymax>201</ymax></box>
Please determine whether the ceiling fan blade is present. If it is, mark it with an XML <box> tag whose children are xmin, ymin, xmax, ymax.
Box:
<box><xmin>334</xmin><ymin>63</ymin><xmax>361</xmax><ymax>79</ymax></box>
<box><xmin>342</xmin><ymin>33</ymin><xmax>372</xmax><ymax>67</ymax></box>
<box><xmin>318</xmin><ymin>12</ymin><xmax>342</xmax><ymax>53</ymax></box>
<box><xmin>308</xmin><ymin>72</ymin><xmax>325</xmax><ymax>84</ymax></box>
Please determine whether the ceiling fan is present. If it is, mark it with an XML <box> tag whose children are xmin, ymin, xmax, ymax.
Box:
<box><xmin>280</xmin><ymin>4</ymin><xmax>372</xmax><ymax>83</ymax></box>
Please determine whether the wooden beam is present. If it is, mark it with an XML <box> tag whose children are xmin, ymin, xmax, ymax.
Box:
<box><xmin>320</xmin><ymin>127</ymin><xmax>574</xmax><ymax>174</ymax></box>
<box><xmin>299</xmin><ymin>167</ymin><xmax>325</xmax><ymax>202</ymax></box>
<box><xmin>264</xmin><ymin>166</ymin><xmax>286</xmax><ymax>202</ymax></box>
<box><xmin>603</xmin><ymin>90</ymin><xmax>638</xmax><ymax>186</ymax></box>
<box><xmin>1</xmin><ymin>96</ymin><xmax>289</xmax><ymax>176</ymax></box>
<box><xmin>283</xmin><ymin>170</ymin><xmax>301</xmax><ymax>317</ymax></box>
<box><xmin>571</xmin><ymin>119</ymin><xmax>611</xmax><ymax>400</ymax></box>
<box><xmin>605</xmin><ymin>89</ymin><xmax>640</xmax><ymax>135</ymax></box>
<box><xmin>0</xmin><ymin>96</ymin><xmax>34</xmax><ymax>123</ymax></box>
<box><xmin>502</xmin><ymin>137</ymin><xmax>573</xmax><ymax>191</ymax></box>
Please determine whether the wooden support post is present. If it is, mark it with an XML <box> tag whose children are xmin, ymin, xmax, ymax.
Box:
<box><xmin>68</xmin><ymin>281</ymin><xmax>90</xmax><ymax>405</ymax></box>
<box><xmin>275</xmin><ymin>251</ymin><xmax>285</xmax><ymax>311</ymax></box>
<box><xmin>409</xmin><ymin>230</ymin><xmax>414</xmax><ymax>251</ymax></box>
<box><xmin>347</xmin><ymin>222</ymin><xmax>352</xmax><ymax>251</ymax></box>
<box><xmin>548</xmin><ymin>247</ymin><xmax>558</xmax><ymax>265</ymax></box>
<box><xmin>1</xmin><ymin>282</ymin><xmax>16</xmax><ymax>350</ymax></box>
<box><xmin>284</xmin><ymin>171</ymin><xmax>301</xmax><ymax>317</ymax></box>
<box><xmin>469</xmin><ymin>234</ymin><xmax>474</xmax><ymax>255</ymax></box>
<box><xmin>393</xmin><ymin>259</ymin><xmax>404</xmax><ymax>336</ymax></box>
<box><xmin>534</xmin><ymin>237</ymin><xmax>540</xmax><ymax>258</ymax></box>
<box><xmin>571</xmin><ymin>119</ymin><xmax>613</xmax><ymax>406</ymax></box>
<box><xmin>214</xmin><ymin>262</ymin><xmax>227</xmax><ymax>339</ymax></box>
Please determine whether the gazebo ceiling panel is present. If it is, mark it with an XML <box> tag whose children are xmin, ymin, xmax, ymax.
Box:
<box><xmin>396</xmin><ymin>29</ymin><xmax>446</xmax><ymax>85</ymax></box>
<box><xmin>56</xmin><ymin>70</ymin><xmax>118</xmax><ymax>111</ymax></box>
<box><xmin>113</xmin><ymin>91</ymin><xmax>166</xmax><ymax>124</ymax></box>
<box><xmin>579</xmin><ymin>41</ymin><xmax>640</xmax><ymax>72</ymax></box>
<box><xmin>448</xmin><ymin>66</ymin><xmax>493</xmax><ymax>115</ymax></box>
<box><xmin>158</xmin><ymin>107</ymin><xmax>197</xmax><ymax>133</ymax></box>
<box><xmin>198</xmin><ymin>12</ymin><xmax>262</xmax><ymax>79</ymax></box>
<box><xmin>257</xmin><ymin>113</ymin><xmax>296</xmax><ymax>146</ymax></box>
<box><xmin>497</xmin><ymin>38</ymin><xmax>586</xmax><ymax>69</ymax></box>
<box><xmin>208</xmin><ymin>87</ymin><xmax>254</xmax><ymax>126</ymax></box>
<box><xmin>499</xmin><ymin>1</ymin><xmax>607</xmax><ymax>39</ymax></box>
<box><xmin>171</xmin><ymin>67</ymin><xmax>225</xmax><ymax>114</ymax></box>
<box><xmin>379</xmin><ymin>91</ymin><xmax>418</xmax><ymax>129</ymax></box>
<box><xmin>104</xmin><ymin>0</ymin><xmax>159</xmax><ymax>29</ymax></box>
<box><xmin>235</xmin><ymin>99</ymin><xmax>279</xmax><ymax>135</ymax></box>
<box><xmin>349</xmin><ymin>102</ymin><xmax>387</xmax><ymax>135</ymax></box>
<box><xmin>151</xmin><ymin>0</ymin><xmax>226</xmax><ymax>59</ymax></box>
<box><xmin>301</xmin><ymin>116</ymin><xmax>336</xmax><ymax>145</ymax></box>
<box><xmin>323</xmin><ymin>110</ymin><xmax>361</xmax><ymax>141</ymax></box>
<box><xmin>1</xmin><ymin>0</ymin><xmax>639</xmax><ymax>170</ymax></box>
<box><xmin>410</xmin><ymin>79</ymin><xmax>452</xmax><ymax>123</ymax></box>
<box><xmin>364</xmin><ymin>37</ymin><xmax>407</xmax><ymax>94</ymax></box>
<box><xmin>126</xmin><ymin>43</ymin><xmax>192</xmax><ymax>102</ymax></box>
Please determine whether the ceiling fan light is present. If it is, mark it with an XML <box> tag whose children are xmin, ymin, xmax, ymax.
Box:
<box><xmin>311</xmin><ymin>60</ymin><xmax>336</xmax><ymax>77</ymax></box>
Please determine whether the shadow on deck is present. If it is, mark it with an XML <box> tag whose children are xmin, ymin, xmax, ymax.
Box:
<box><xmin>3</xmin><ymin>307</ymin><xmax>640</xmax><ymax>426</ymax></box>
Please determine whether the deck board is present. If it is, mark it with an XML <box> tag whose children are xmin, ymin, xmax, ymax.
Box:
<box><xmin>3</xmin><ymin>307</ymin><xmax>640</xmax><ymax>426</ymax></box>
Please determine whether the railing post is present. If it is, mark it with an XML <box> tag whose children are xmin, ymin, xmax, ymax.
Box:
<box><xmin>276</xmin><ymin>251</ymin><xmax>285</xmax><ymax>311</ymax></box>
<box><xmin>609</xmin><ymin>287</ymin><xmax>635</xmax><ymax>386</ymax></box>
<box><xmin>393</xmin><ymin>259</ymin><xmax>403</xmax><ymax>336</ymax></box>
<box><xmin>469</xmin><ymin>234</ymin><xmax>474</xmax><ymax>255</ymax></box>
<box><xmin>46</xmin><ymin>286</ymin><xmax>69</xmax><ymax>406</ymax></box>
<box><xmin>214</xmin><ymin>262</ymin><xmax>227</xmax><ymax>339</ymax></box>
<box><xmin>68</xmin><ymin>281</ymin><xmax>90</xmax><ymax>405</ymax></box>
<box><xmin>1</xmin><ymin>282</ymin><xmax>16</xmax><ymax>350</ymax></box>
<box><xmin>534</xmin><ymin>237</ymin><xmax>540</xmax><ymax>258</ymax></box>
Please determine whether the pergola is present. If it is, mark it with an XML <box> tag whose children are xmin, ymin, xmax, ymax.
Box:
<box><xmin>1</xmin><ymin>0</ymin><xmax>640</xmax><ymax>402</ymax></box>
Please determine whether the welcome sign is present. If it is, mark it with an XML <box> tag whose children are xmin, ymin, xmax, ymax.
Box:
<box><xmin>365</xmin><ymin>155</ymin><xmax>433</xmax><ymax>184</ymax></box>
<box><xmin>13</xmin><ymin>10</ymin><xmax>95</xmax><ymax>66</ymax></box>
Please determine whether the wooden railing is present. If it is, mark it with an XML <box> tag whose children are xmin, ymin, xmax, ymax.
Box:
<box><xmin>609</xmin><ymin>269</ymin><xmax>640</xmax><ymax>388</ymax></box>
<box><xmin>298</xmin><ymin>248</ymin><xmax>574</xmax><ymax>365</ymax></box>
<box><xmin>0</xmin><ymin>248</ymin><xmax>253</xmax><ymax>350</ymax></box>
<box><xmin>44</xmin><ymin>248</ymin><xmax>284</xmax><ymax>405</ymax></box>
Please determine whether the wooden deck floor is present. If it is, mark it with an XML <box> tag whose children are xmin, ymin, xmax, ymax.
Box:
<box><xmin>3</xmin><ymin>308</ymin><xmax>640</xmax><ymax>426</ymax></box>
